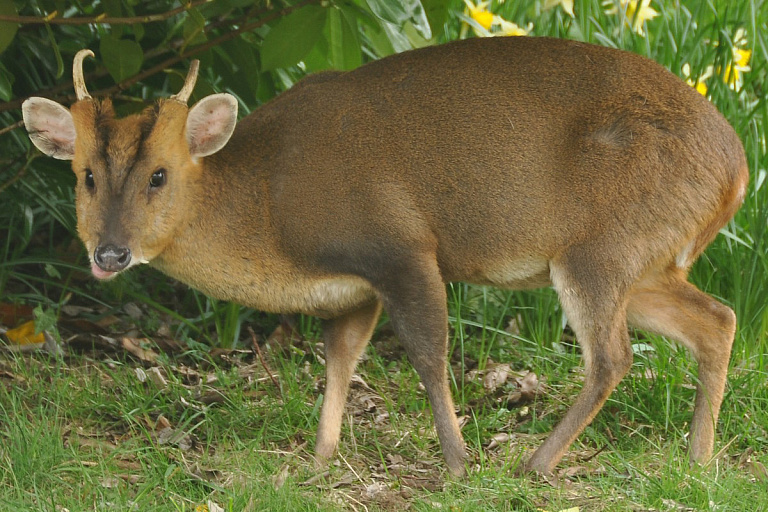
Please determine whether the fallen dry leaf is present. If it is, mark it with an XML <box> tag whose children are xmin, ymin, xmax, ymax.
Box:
<box><xmin>483</xmin><ymin>363</ymin><xmax>511</xmax><ymax>392</ymax></box>
<box><xmin>5</xmin><ymin>320</ymin><xmax>45</xmax><ymax>345</ymax></box>
<box><xmin>117</xmin><ymin>473</ymin><xmax>141</xmax><ymax>485</ymax></box>
<box><xmin>350</xmin><ymin>373</ymin><xmax>373</xmax><ymax>390</ymax></box>
<box><xmin>151</xmin><ymin>335</ymin><xmax>185</xmax><ymax>354</ymax></box>
<box><xmin>273</xmin><ymin>463</ymin><xmax>290</xmax><ymax>490</ymax></box>
<box><xmin>60</xmin><ymin>305</ymin><xmax>94</xmax><ymax>317</ymax></box>
<box><xmin>120</xmin><ymin>337</ymin><xmax>159</xmax><ymax>363</ymax></box>
<box><xmin>505</xmin><ymin>314</ymin><xmax>523</xmax><ymax>336</ymax></box>
<box><xmin>0</xmin><ymin>303</ymin><xmax>35</xmax><ymax>325</ymax></box>
<box><xmin>518</xmin><ymin>371</ymin><xmax>542</xmax><ymax>400</ymax></box>
<box><xmin>123</xmin><ymin>302</ymin><xmax>143</xmax><ymax>320</ymax></box>
<box><xmin>94</xmin><ymin>315</ymin><xmax>121</xmax><ymax>329</ymax></box>
<box><xmin>156</xmin><ymin>415</ymin><xmax>172</xmax><ymax>430</ymax></box>
<box><xmin>747</xmin><ymin>459</ymin><xmax>768</xmax><ymax>482</ymax></box>
<box><xmin>146</xmin><ymin>367</ymin><xmax>168</xmax><ymax>388</ymax></box>
<box><xmin>487</xmin><ymin>432</ymin><xmax>511</xmax><ymax>450</ymax></box>
<box><xmin>198</xmin><ymin>389</ymin><xmax>228</xmax><ymax>405</ymax></box>
<box><xmin>365</xmin><ymin>481</ymin><xmax>387</xmax><ymax>499</ymax></box>
<box><xmin>558</xmin><ymin>465</ymin><xmax>590</xmax><ymax>479</ymax></box>
<box><xmin>156</xmin><ymin>426</ymin><xmax>193</xmax><ymax>450</ymax></box>
<box><xmin>187</xmin><ymin>462</ymin><xmax>223</xmax><ymax>483</ymax></box>
<box><xmin>99</xmin><ymin>476</ymin><xmax>121</xmax><ymax>488</ymax></box>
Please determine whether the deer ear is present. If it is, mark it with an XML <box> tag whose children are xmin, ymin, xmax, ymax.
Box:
<box><xmin>22</xmin><ymin>97</ymin><xmax>77</xmax><ymax>160</ymax></box>
<box><xmin>186</xmin><ymin>93</ymin><xmax>238</xmax><ymax>159</ymax></box>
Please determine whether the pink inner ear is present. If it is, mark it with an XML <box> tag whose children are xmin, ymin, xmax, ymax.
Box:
<box><xmin>22</xmin><ymin>98</ymin><xmax>77</xmax><ymax>159</ymax></box>
<box><xmin>43</xmin><ymin>116</ymin><xmax>77</xmax><ymax>147</ymax></box>
<box><xmin>186</xmin><ymin>94</ymin><xmax>237</xmax><ymax>158</ymax></box>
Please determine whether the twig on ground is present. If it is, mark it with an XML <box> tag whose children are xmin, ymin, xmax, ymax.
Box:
<box><xmin>249</xmin><ymin>327</ymin><xmax>282</xmax><ymax>400</ymax></box>
<box><xmin>577</xmin><ymin>444</ymin><xmax>607</xmax><ymax>464</ymax></box>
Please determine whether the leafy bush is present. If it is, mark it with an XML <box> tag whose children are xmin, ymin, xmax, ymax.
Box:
<box><xmin>0</xmin><ymin>0</ymin><xmax>765</xmax><ymax>354</ymax></box>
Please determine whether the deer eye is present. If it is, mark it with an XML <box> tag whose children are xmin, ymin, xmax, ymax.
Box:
<box><xmin>149</xmin><ymin>169</ymin><xmax>166</xmax><ymax>188</ymax></box>
<box><xmin>84</xmin><ymin>169</ymin><xmax>95</xmax><ymax>189</ymax></box>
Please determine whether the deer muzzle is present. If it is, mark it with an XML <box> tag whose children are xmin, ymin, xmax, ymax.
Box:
<box><xmin>92</xmin><ymin>244</ymin><xmax>132</xmax><ymax>279</ymax></box>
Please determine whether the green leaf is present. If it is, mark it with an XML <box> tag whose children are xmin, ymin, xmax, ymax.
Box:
<box><xmin>103</xmin><ymin>0</ymin><xmax>125</xmax><ymax>38</ymax></box>
<box><xmin>182</xmin><ymin>8</ymin><xmax>208</xmax><ymax>49</ymax></box>
<box><xmin>380</xmin><ymin>19</ymin><xmax>413</xmax><ymax>53</ymax></box>
<box><xmin>44</xmin><ymin>263</ymin><xmax>62</xmax><ymax>279</ymax></box>
<box><xmin>0</xmin><ymin>0</ymin><xmax>19</xmax><ymax>54</ymax></box>
<box><xmin>364</xmin><ymin>0</ymin><xmax>431</xmax><ymax>39</ymax></box>
<box><xmin>362</xmin><ymin>22</ymin><xmax>396</xmax><ymax>57</ymax></box>
<box><xmin>44</xmin><ymin>23</ymin><xmax>64</xmax><ymax>79</ymax></box>
<box><xmin>100</xmin><ymin>37</ymin><xmax>144</xmax><ymax>83</ymax></box>
<box><xmin>421</xmin><ymin>0</ymin><xmax>450</xmax><ymax>40</ymax></box>
<box><xmin>327</xmin><ymin>7</ymin><xmax>361</xmax><ymax>71</ymax></box>
<box><xmin>303</xmin><ymin>36</ymin><xmax>331</xmax><ymax>72</ymax></box>
<box><xmin>33</xmin><ymin>305</ymin><xmax>57</xmax><ymax>337</ymax></box>
<box><xmin>0</xmin><ymin>62</ymin><xmax>13</xmax><ymax>101</ymax></box>
<box><xmin>260</xmin><ymin>5</ymin><xmax>328</xmax><ymax>71</ymax></box>
<box><xmin>219</xmin><ymin>38</ymin><xmax>260</xmax><ymax>104</ymax></box>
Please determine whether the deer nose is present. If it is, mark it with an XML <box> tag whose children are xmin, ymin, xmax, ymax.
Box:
<box><xmin>93</xmin><ymin>244</ymin><xmax>132</xmax><ymax>272</ymax></box>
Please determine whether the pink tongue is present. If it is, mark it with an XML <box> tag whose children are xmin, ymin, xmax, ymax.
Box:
<box><xmin>91</xmin><ymin>262</ymin><xmax>116</xmax><ymax>280</ymax></box>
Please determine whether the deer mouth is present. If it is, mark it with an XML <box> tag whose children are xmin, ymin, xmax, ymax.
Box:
<box><xmin>91</xmin><ymin>261</ymin><xmax>118</xmax><ymax>280</ymax></box>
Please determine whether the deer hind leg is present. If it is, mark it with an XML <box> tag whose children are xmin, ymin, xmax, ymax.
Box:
<box><xmin>525</xmin><ymin>250</ymin><xmax>634</xmax><ymax>475</ymax></box>
<box><xmin>315</xmin><ymin>300</ymin><xmax>382</xmax><ymax>462</ymax></box>
<box><xmin>627</xmin><ymin>270</ymin><xmax>735</xmax><ymax>464</ymax></box>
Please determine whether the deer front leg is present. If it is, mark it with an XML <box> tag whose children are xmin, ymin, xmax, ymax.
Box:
<box><xmin>315</xmin><ymin>300</ymin><xmax>382</xmax><ymax>463</ymax></box>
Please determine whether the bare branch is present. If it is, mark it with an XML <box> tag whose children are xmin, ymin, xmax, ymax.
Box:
<box><xmin>0</xmin><ymin>155</ymin><xmax>32</xmax><ymax>194</ymax></box>
<box><xmin>0</xmin><ymin>1</ymin><xmax>208</xmax><ymax>25</ymax></box>
<box><xmin>0</xmin><ymin>120</ymin><xmax>23</xmax><ymax>138</ymax></box>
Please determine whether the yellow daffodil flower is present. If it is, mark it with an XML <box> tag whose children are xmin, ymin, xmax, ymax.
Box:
<box><xmin>693</xmin><ymin>81</ymin><xmax>708</xmax><ymax>96</ymax></box>
<box><xmin>543</xmin><ymin>0</ymin><xmax>575</xmax><ymax>18</ymax></box>
<box><xmin>461</xmin><ymin>0</ymin><xmax>533</xmax><ymax>38</ymax></box>
<box><xmin>496</xmin><ymin>18</ymin><xmax>533</xmax><ymax>36</ymax></box>
<box><xmin>463</xmin><ymin>0</ymin><xmax>494</xmax><ymax>30</ymax></box>
<box><xmin>713</xmin><ymin>28</ymin><xmax>752</xmax><ymax>91</ymax></box>
<box><xmin>723</xmin><ymin>47</ymin><xmax>751</xmax><ymax>90</ymax></box>
<box><xmin>682</xmin><ymin>63</ymin><xmax>713</xmax><ymax>97</ymax></box>
<box><xmin>604</xmin><ymin>0</ymin><xmax>659</xmax><ymax>36</ymax></box>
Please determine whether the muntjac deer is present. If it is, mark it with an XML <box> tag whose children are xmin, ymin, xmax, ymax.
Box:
<box><xmin>22</xmin><ymin>37</ymin><xmax>747</xmax><ymax>476</ymax></box>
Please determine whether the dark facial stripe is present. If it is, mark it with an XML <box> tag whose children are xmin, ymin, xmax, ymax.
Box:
<box><xmin>135</xmin><ymin>103</ymin><xmax>160</xmax><ymax>158</ymax></box>
<box><xmin>94</xmin><ymin>101</ymin><xmax>160</xmax><ymax>186</ymax></box>
<box><xmin>94</xmin><ymin>101</ymin><xmax>115</xmax><ymax>170</ymax></box>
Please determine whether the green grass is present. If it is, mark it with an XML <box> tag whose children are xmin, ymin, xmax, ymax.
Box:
<box><xmin>0</xmin><ymin>327</ymin><xmax>765</xmax><ymax>511</ymax></box>
<box><xmin>2</xmin><ymin>0</ymin><xmax>768</xmax><ymax>510</ymax></box>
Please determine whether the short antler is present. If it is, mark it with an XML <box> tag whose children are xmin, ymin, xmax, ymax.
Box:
<box><xmin>171</xmin><ymin>60</ymin><xmax>200</xmax><ymax>104</ymax></box>
<box><xmin>73</xmin><ymin>49</ymin><xmax>95</xmax><ymax>101</ymax></box>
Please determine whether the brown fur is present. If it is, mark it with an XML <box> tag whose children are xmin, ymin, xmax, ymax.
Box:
<box><xmin>24</xmin><ymin>37</ymin><xmax>748</xmax><ymax>476</ymax></box>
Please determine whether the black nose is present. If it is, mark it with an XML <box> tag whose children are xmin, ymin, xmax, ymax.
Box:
<box><xmin>94</xmin><ymin>244</ymin><xmax>132</xmax><ymax>272</ymax></box>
